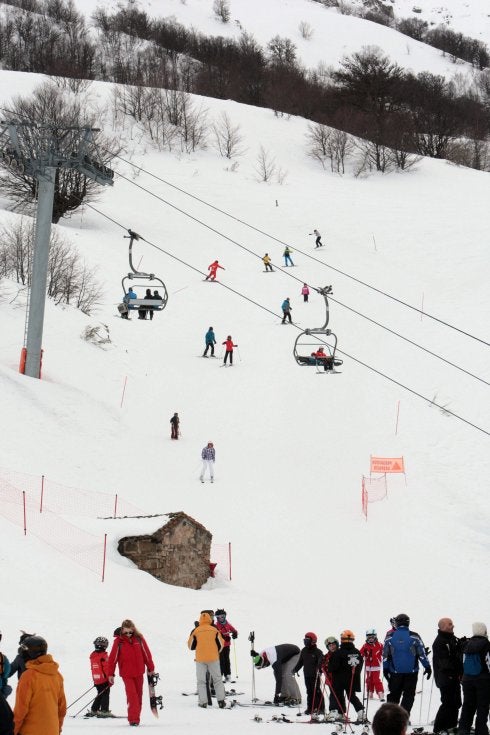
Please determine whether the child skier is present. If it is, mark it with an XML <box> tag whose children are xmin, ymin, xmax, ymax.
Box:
<box><xmin>360</xmin><ymin>629</ymin><xmax>385</xmax><ymax>701</ymax></box>
<box><xmin>292</xmin><ymin>632</ymin><xmax>324</xmax><ymax>716</ymax></box>
<box><xmin>214</xmin><ymin>609</ymin><xmax>238</xmax><ymax>683</ymax></box>
<box><xmin>88</xmin><ymin>636</ymin><xmax>112</xmax><ymax>717</ymax></box>
<box><xmin>301</xmin><ymin>284</ymin><xmax>310</xmax><ymax>302</ymax></box>
<box><xmin>222</xmin><ymin>336</ymin><xmax>238</xmax><ymax>366</ymax></box>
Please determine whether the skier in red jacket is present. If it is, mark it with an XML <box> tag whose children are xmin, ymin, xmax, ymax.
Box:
<box><xmin>222</xmin><ymin>336</ymin><xmax>238</xmax><ymax>366</ymax></box>
<box><xmin>205</xmin><ymin>260</ymin><xmax>225</xmax><ymax>281</ymax></box>
<box><xmin>88</xmin><ymin>637</ymin><xmax>112</xmax><ymax>717</ymax></box>
<box><xmin>359</xmin><ymin>630</ymin><xmax>385</xmax><ymax>701</ymax></box>
<box><xmin>108</xmin><ymin>619</ymin><xmax>156</xmax><ymax>726</ymax></box>
<box><xmin>214</xmin><ymin>609</ymin><xmax>238</xmax><ymax>683</ymax></box>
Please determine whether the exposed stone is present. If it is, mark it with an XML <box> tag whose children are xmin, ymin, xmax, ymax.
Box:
<box><xmin>118</xmin><ymin>512</ymin><xmax>213</xmax><ymax>590</ymax></box>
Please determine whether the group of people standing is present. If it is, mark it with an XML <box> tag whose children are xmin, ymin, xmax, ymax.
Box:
<box><xmin>250</xmin><ymin>613</ymin><xmax>490</xmax><ymax>735</ymax></box>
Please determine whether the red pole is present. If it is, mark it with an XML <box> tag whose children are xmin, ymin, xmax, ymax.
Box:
<box><xmin>120</xmin><ymin>376</ymin><xmax>127</xmax><ymax>408</ymax></box>
<box><xmin>102</xmin><ymin>533</ymin><xmax>107</xmax><ymax>583</ymax></box>
<box><xmin>40</xmin><ymin>474</ymin><xmax>45</xmax><ymax>513</ymax></box>
<box><xmin>23</xmin><ymin>491</ymin><xmax>27</xmax><ymax>535</ymax></box>
<box><xmin>228</xmin><ymin>542</ymin><xmax>232</xmax><ymax>581</ymax></box>
<box><xmin>395</xmin><ymin>400</ymin><xmax>400</xmax><ymax>435</ymax></box>
<box><xmin>113</xmin><ymin>494</ymin><xmax>118</xmax><ymax>518</ymax></box>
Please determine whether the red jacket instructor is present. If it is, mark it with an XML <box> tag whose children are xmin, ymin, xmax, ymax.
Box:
<box><xmin>108</xmin><ymin>620</ymin><xmax>156</xmax><ymax>727</ymax></box>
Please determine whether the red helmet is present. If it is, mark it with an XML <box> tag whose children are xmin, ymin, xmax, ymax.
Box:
<box><xmin>304</xmin><ymin>632</ymin><xmax>318</xmax><ymax>644</ymax></box>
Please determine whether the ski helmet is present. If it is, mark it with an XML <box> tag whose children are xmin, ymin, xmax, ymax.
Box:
<box><xmin>304</xmin><ymin>632</ymin><xmax>318</xmax><ymax>645</ymax></box>
<box><xmin>394</xmin><ymin>614</ymin><xmax>410</xmax><ymax>628</ymax></box>
<box><xmin>325</xmin><ymin>636</ymin><xmax>339</xmax><ymax>648</ymax></box>
<box><xmin>20</xmin><ymin>635</ymin><xmax>48</xmax><ymax>660</ymax></box>
<box><xmin>94</xmin><ymin>636</ymin><xmax>109</xmax><ymax>650</ymax></box>
<box><xmin>340</xmin><ymin>630</ymin><xmax>355</xmax><ymax>642</ymax></box>
<box><xmin>366</xmin><ymin>628</ymin><xmax>377</xmax><ymax>638</ymax></box>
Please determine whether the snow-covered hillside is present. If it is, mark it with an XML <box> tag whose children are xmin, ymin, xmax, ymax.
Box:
<box><xmin>0</xmin><ymin>3</ymin><xmax>489</xmax><ymax>731</ymax></box>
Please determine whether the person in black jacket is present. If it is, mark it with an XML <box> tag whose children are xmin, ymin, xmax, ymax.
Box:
<box><xmin>0</xmin><ymin>690</ymin><xmax>13</xmax><ymax>735</ymax></box>
<box><xmin>432</xmin><ymin>618</ymin><xmax>464</xmax><ymax>734</ymax></box>
<box><xmin>8</xmin><ymin>632</ymin><xmax>34</xmax><ymax>682</ymax></box>
<box><xmin>292</xmin><ymin>632</ymin><xmax>324</xmax><ymax>716</ymax></box>
<box><xmin>251</xmin><ymin>643</ymin><xmax>301</xmax><ymax>704</ymax></box>
<box><xmin>328</xmin><ymin>630</ymin><xmax>366</xmax><ymax>723</ymax></box>
<box><xmin>170</xmin><ymin>413</ymin><xmax>180</xmax><ymax>440</ymax></box>
<box><xmin>458</xmin><ymin>622</ymin><xmax>490</xmax><ymax>735</ymax></box>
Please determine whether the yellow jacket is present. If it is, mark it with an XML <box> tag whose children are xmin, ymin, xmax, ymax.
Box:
<box><xmin>14</xmin><ymin>654</ymin><xmax>66</xmax><ymax>735</ymax></box>
<box><xmin>187</xmin><ymin>613</ymin><xmax>224</xmax><ymax>663</ymax></box>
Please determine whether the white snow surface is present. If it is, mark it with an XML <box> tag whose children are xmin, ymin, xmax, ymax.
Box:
<box><xmin>74</xmin><ymin>0</ymin><xmax>490</xmax><ymax>81</ymax></box>
<box><xmin>0</xmin><ymin>1</ymin><xmax>489</xmax><ymax>730</ymax></box>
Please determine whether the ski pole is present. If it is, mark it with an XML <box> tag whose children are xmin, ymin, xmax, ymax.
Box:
<box><xmin>236</xmin><ymin>346</ymin><xmax>242</xmax><ymax>362</ymax></box>
<box><xmin>249</xmin><ymin>631</ymin><xmax>256</xmax><ymax>703</ymax></box>
<box><xmin>67</xmin><ymin>684</ymin><xmax>95</xmax><ymax>710</ymax></box>
<box><xmin>426</xmin><ymin>675</ymin><xmax>434</xmax><ymax>727</ymax></box>
<box><xmin>418</xmin><ymin>673</ymin><xmax>424</xmax><ymax>726</ymax></box>
<box><xmin>233</xmin><ymin>639</ymin><xmax>238</xmax><ymax>679</ymax></box>
<box><xmin>71</xmin><ymin>686</ymin><xmax>110</xmax><ymax>718</ymax></box>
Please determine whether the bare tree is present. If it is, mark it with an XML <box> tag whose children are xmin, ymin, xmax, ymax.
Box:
<box><xmin>298</xmin><ymin>21</ymin><xmax>313</xmax><ymax>40</ymax></box>
<box><xmin>0</xmin><ymin>82</ymin><xmax>119</xmax><ymax>223</ymax></box>
<box><xmin>212</xmin><ymin>112</ymin><xmax>245</xmax><ymax>158</ymax></box>
<box><xmin>212</xmin><ymin>0</ymin><xmax>230</xmax><ymax>23</ymax></box>
<box><xmin>255</xmin><ymin>145</ymin><xmax>276</xmax><ymax>182</ymax></box>
<box><xmin>306</xmin><ymin>122</ymin><xmax>332</xmax><ymax>168</ymax></box>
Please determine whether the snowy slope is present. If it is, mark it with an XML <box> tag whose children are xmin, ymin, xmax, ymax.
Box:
<box><xmin>0</xmin><ymin>9</ymin><xmax>489</xmax><ymax>733</ymax></box>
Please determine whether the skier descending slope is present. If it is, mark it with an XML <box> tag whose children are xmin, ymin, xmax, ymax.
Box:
<box><xmin>200</xmin><ymin>442</ymin><xmax>216</xmax><ymax>483</ymax></box>
<box><xmin>205</xmin><ymin>260</ymin><xmax>225</xmax><ymax>281</ymax></box>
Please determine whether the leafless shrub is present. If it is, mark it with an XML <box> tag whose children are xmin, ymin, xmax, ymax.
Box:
<box><xmin>211</xmin><ymin>112</ymin><xmax>245</xmax><ymax>158</ymax></box>
<box><xmin>82</xmin><ymin>323</ymin><xmax>112</xmax><ymax>348</ymax></box>
<box><xmin>255</xmin><ymin>145</ymin><xmax>276</xmax><ymax>182</ymax></box>
<box><xmin>298</xmin><ymin>21</ymin><xmax>313</xmax><ymax>40</ymax></box>
<box><xmin>213</xmin><ymin>0</ymin><xmax>230</xmax><ymax>23</ymax></box>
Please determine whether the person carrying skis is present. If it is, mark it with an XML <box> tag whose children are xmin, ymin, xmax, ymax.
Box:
<box><xmin>13</xmin><ymin>636</ymin><xmax>66</xmax><ymax>735</ymax></box>
<box><xmin>283</xmin><ymin>246</ymin><xmax>294</xmax><ymax>266</ymax></box>
<box><xmin>251</xmin><ymin>643</ymin><xmax>301</xmax><ymax>705</ymax></box>
<box><xmin>281</xmin><ymin>298</ymin><xmax>292</xmax><ymax>324</ymax></box>
<box><xmin>222</xmin><ymin>336</ymin><xmax>238</xmax><ymax>365</ymax></box>
<box><xmin>458</xmin><ymin>622</ymin><xmax>490</xmax><ymax>735</ymax></box>
<box><xmin>108</xmin><ymin>619</ymin><xmax>156</xmax><ymax>727</ymax></box>
<box><xmin>205</xmin><ymin>260</ymin><xmax>225</xmax><ymax>281</ymax></box>
<box><xmin>292</xmin><ymin>633</ymin><xmax>324</xmax><ymax>716</ymax></box>
<box><xmin>214</xmin><ymin>610</ymin><xmax>238</xmax><ymax>683</ymax></box>
<box><xmin>170</xmin><ymin>412</ymin><xmax>180</xmax><ymax>440</ymax></box>
<box><xmin>310</xmin><ymin>229</ymin><xmax>323</xmax><ymax>247</ymax></box>
<box><xmin>203</xmin><ymin>327</ymin><xmax>217</xmax><ymax>357</ymax></box>
<box><xmin>432</xmin><ymin>617</ymin><xmax>464</xmax><ymax>735</ymax></box>
<box><xmin>200</xmin><ymin>442</ymin><xmax>216</xmax><ymax>483</ymax></box>
<box><xmin>327</xmin><ymin>630</ymin><xmax>366</xmax><ymax>723</ymax></box>
<box><xmin>360</xmin><ymin>629</ymin><xmax>385</xmax><ymax>701</ymax></box>
<box><xmin>383</xmin><ymin>613</ymin><xmax>431</xmax><ymax>717</ymax></box>
<box><xmin>188</xmin><ymin>612</ymin><xmax>226</xmax><ymax>708</ymax></box>
<box><xmin>262</xmin><ymin>253</ymin><xmax>274</xmax><ymax>272</ymax></box>
<box><xmin>87</xmin><ymin>636</ymin><xmax>112</xmax><ymax>718</ymax></box>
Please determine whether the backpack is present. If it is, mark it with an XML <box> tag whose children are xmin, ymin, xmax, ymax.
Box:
<box><xmin>463</xmin><ymin>652</ymin><xmax>482</xmax><ymax>676</ymax></box>
<box><xmin>385</xmin><ymin>629</ymin><xmax>418</xmax><ymax>673</ymax></box>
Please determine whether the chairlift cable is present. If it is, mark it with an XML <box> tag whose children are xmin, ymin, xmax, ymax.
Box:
<box><xmin>85</xmin><ymin>202</ymin><xmax>490</xmax><ymax>439</ymax></box>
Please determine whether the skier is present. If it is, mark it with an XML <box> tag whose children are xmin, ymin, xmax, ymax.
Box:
<box><xmin>13</xmin><ymin>636</ymin><xmax>66</xmax><ymax>735</ymax></box>
<box><xmin>281</xmin><ymin>298</ymin><xmax>292</xmax><ymax>324</ymax></box>
<box><xmin>214</xmin><ymin>609</ymin><xmax>238</xmax><ymax>683</ymax></box>
<box><xmin>432</xmin><ymin>618</ymin><xmax>464</xmax><ymax>735</ymax></box>
<box><xmin>301</xmin><ymin>283</ymin><xmax>310</xmax><ymax>302</ymax></box>
<box><xmin>383</xmin><ymin>613</ymin><xmax>431</xmax><ymax>717</ymax></box>
<box><xmin>205</xmin><ymin>260</ymin><xmax>225</xmax><ymax>281</ymax></box>
<box><xmin>170</xmin><ymin>412</ymin><xmax>180</xmax><ymax>440</ymax></box>
<box><xmin>310</xmin><ymin>229</ymin><xmax>323</xmax><ymax>247</ymax></box>
<box><xmin>200</xmin><ymin>442</ymin><xmax>215</xmax><ymax>483</ymax></box>
<box><xmin>188</xmin><ymin>612</ymin><xmax>226</xmax><ymax>708</ymax></box>
<box><xmin>87</xmin><ymin>636</ymin><xmax>112</xmax><ymax>718</ymax></box>
<box><xmin>458</xmin><ymin>622</ymin><xmax>490</xmax><ymax>735</ymax></box>
<box><xmin>327</xmin><ymin>630</ymin><xmax>366</xmax><ymax>723</ymax></box>
<box><xmin>292</xmin><ymin>632</ymin><xmax>324</xmax><ymax>716</ymax></box>
<box><xmin>262</xmin><ymin>253</ymin><xmax>274</xmax><ymax>272</ymax></box>
<box><xmin>0</xmin><ymin>634</ymin><xmax>10</xmax><ymax>698</ymax></box>
<box><xmin>108</xmin><ymin>619</ymin><xmax>157</xmax><ymax>727</ymax></box>
<box><xmin>120</xmin><ymin>287</ymin><xmax>137</xmax><ymax>319</ymax></box>
<box><xmin>0</xmin><ymin>690</ymin><xmax>13</xmax><ymax>735</ymax></box>
<box><xmin>283</xmin><ymin>246</ymin><xmax>294</xmax><ymax>266</ymax></box>
<box><xmin>322</xmin><ymin>636</ymin><xmax>341</xmax><ymax>718</ymax></box>
<box><xmin>222</xmin><ymin>335</ymin><xmax>238</xmax><ymax>365</ymax></box>
<box><xmin>251</xmin><ymin>643</ymin><xmax>301</xmax><ymax>705</ymax></box>
<box><xmin>360</xmin><ymin>629</ymin><xmax>385</xmax><ymax>701</ymax></box>
<box><xmin>8</xmin><ymin>632</ymin><xmax>35</xmax><ymax>681</ymax></box>
<box><xmin>203</xmin><ymin>327</ymin><xmax>217</xmax><ymax>357</ymax></box>
<box><xmin>311</xmin><ymin>347</ymin><xmax>332</xmax><ymax>371</ymax></box>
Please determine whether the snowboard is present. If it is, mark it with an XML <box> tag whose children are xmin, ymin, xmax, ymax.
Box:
<box><xmin>148</xmin><ymin>673</ymin><xmax>163</xmax><ymax>717</ymax></box>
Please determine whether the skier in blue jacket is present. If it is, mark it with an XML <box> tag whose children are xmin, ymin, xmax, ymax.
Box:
<box><xmin>203</xmin><ymin>327</ymin><xmax>217</xmax><ymax>357</ymax></box>
<box><xmin>383</xmin><ymin>613</ymin><xmax>431</xmax><ymax>716</ymax></box>
<box><xmin>281</xmin><ymin>298</ymin><xmax>292</xmax><ymax>324</ymax></box>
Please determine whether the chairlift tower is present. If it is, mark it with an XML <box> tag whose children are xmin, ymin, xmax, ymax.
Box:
<box><xmin>0</xmin><ymin>121</ymin><xmax>114</xmax><ymax>378</ymax></box>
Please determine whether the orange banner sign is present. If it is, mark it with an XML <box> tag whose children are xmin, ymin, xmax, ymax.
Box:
<box><xmin>370</xmin><ymin>456</ymin><xmax>405</xmax><ymax>474</ymax></box>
